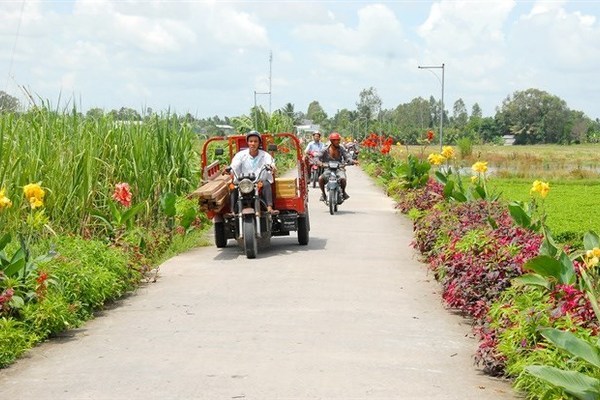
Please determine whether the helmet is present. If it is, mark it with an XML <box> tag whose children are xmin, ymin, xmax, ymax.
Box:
<box><xmin>246</xmin><ymin>130</ymin><xmax>261</xmax><ymax>144</ymax></box>
<box><xmin>313</xmin><ymin>130</ymin><xmax>321</xmax><ymax>137</ymax></box>
<box><xmin>329</xmin><ymin>132</ymin><xmax>341</xmax><ymax>140</ymax></box>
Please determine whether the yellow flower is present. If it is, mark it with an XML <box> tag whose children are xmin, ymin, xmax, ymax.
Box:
<box><xmin>441</xmin><ymin>146</ymin><xmax>455</xmax><ymax>159</ymax></box>
<box><xmin>586</xmin><ymin>248</ymin><xmax>600</xmax><ymax>259</ymax></box>
<box><xmin>29</xmin><ymin>196</ymin><xmax>44</xmax><ymax>209</ymax></box>
<box><xmin>23</xmin><ymin>183</ymin><xmax>45</xmax><ymax>209</ymax></box>
<box><xmin>585</xmin><ymin>248</ymin><xmax>600</xmax><ymax>268</ymax></box>
<box><xmin>24</xmin><ymin>183</ymin><xmax>45</xmax><ymax>201</ymax></box>
<box><xmin>427</xmin><ymin>153</ymin><xmax>446</xmax><ymax>166</ymax></box>
<box><xmin>0</xmin><ymin>189</ymin><xmax>12</xmax><ymax>209</ymax></box>
<box><xmin>530</xmin><ymin>180</ymin><xmax>550</xmax><ymax>198</ymax></box>
<box><xmin>472</xmin><ymin>161</ymin><xmax>488</xmax><ymax>174</ymax></box>
<box><xmin>470</xmin><ymin>176</ymin><xmax>478</xmax><ymax>184</ymax></box>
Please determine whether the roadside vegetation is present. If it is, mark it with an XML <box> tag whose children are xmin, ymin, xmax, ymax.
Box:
<box><xmin>362</xmin><ymin>132</ymin><xmax>600</xmax><ymax>400</ymax></box>
<box><xmin>0</xmin><ymin>107</ymin><xmax>210</xmax><ymax>367</ymax></box>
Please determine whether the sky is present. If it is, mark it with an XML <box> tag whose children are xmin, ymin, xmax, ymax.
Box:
<box><xmin>1</xmin><ymin>0</ymin><xmax>600</xmax><ymax>120</ymax></box>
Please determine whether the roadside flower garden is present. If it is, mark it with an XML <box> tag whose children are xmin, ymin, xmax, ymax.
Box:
<box><xmin>0</xmin><ymin>109</ymin><xmax>208</xmax><ymax>368</ymax></box>
<box><xmin>361</xmin><ymin>132</ymin><xmax>600</xmax><ymax>400</ymax></box>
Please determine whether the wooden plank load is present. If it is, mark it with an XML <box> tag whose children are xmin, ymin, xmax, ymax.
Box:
<box><xmin>191</xmin><ymin>174</ymin><xmax>231</xmax><ymax>212</ymax></box>
<box><xmin>275</xmin><ymin>178</ymin><xmax>297</xmax><ymax>199</ymax></box>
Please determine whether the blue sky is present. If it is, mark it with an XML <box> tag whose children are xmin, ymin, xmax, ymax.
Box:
<box><xmin>1</xmin><ymin>0</ymin><xmax>599</xmax><ymax>120</ymax></box>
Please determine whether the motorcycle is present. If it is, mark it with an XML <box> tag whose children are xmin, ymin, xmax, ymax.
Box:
<box><xmin>308</xmin><ymin>150</ymin><xmax>323</xmax><ymax>188</ymax></box>
<box><xmin>225</xmin><ymin>164</ymin><xmax>274</xmax><ymax>258</ymax></box>
<box><xmin>345</xmin><ymin>144</ymin><xmax>359</xmax><ymax>162</ymax></box>
<box><xmin>324</xmin><ymin>160</ymin><xmax>347</xmax><ymax>215</ymax></box>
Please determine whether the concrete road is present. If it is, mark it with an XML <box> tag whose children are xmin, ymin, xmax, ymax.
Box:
<box><xmin>0</xmin><ymin>166</ymin><xmax>518</xmax><ymax>399</ymax></box>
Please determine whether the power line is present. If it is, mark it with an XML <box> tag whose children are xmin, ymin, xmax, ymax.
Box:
<box><xmin>5</xmin><ymin>0</ymin><xmax>26</xmax><ymax>94</ymax></box>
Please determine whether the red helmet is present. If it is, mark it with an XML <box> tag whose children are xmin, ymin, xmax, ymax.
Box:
<box><xmin>329</xmin><ymin>132</ymin><xmax>341</xmax><ymax>140</ymax></box>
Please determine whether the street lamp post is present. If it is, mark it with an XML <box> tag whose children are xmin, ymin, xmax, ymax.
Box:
<box><xmin>418</xmin><ymin>63</ymin><xmax>445</xmax><ymax>151</ymax></box>
<box><xmin>253</xmin><ymin>90</ymin><xmax>270</xmax><ymax>130</ymax></box>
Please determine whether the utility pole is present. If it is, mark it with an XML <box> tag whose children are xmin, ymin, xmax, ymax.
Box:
<box><xmin>418</xmin><ymin>63</ymin><xmax>445</xmax><ymax>151</ymax></box>
<box><xmin>253</xmin><ymin>51</ymin><xmax>273</xmax><ymax>130</ymax></box>
<box><xmin>268</xmin><ymin>50</ymin><xmax>272</xmax><ymax>114</ymax></box>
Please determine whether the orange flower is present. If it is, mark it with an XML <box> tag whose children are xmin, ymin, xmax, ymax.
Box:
<box><xmin>112</xmin><ymin>182</ymin><xmax>132</xmax><ymax>207</ymax></box>
<box><xmin>426</xmin><ymin>130</ymin><xmax>435</xmax><ymax>142</ymax></box>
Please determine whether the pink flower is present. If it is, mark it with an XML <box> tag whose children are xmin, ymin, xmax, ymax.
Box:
<box><xmin>112</xmin><ymin>182</ymin><xmax>132</xmax><ymax>208</ymax></box>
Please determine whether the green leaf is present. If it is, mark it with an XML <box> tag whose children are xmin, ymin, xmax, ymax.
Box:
<box><xmin>434</xmin><ymin>170</ymin><xmax>448</xmax><ymax>184</ymax></box>
<box><xmin>160</xmin><ymin>192</ymin><xmax>177</xmax><ymax>217</ymax></box>
<box><xmin>0</xmin><ymin>233</ymin><xmax>11</xmax><ymax>251</ymax></box>
<box><xmin>443</xmin><ymin>180</ymin><xmax>455</xmax><ymax>198</ymax></box>
<box><xmin>9</xmin><ymin>295</ymin><xmax>25</xmax><ymax>309</ymax></box>
<box><xmin>584</xmin><ymin>231</ymin><xmax>600</xmax><ymax>251</ymax></box>
<box><xmin>3</xmin><ymin>248</ymin><xmax>26</xmax><ymax>277</ymax></box>
<box><xmin>540</xmin><ymin>235</ymin><xmax>559</xmax><ymax>257</ymax></box>
<box><xmin>558</xmin><ymin>252</ymin><xmax>576</xmax><ymax>285</ymax></box>
<box><xmin>474</xmin><ymin>185</ymin><xmax>487</xmax><ymax>200</ymax></box>
<box><xmin>523</xmin><ymin>255</ymin><xmax>567</xmax><ymax>283</ymax></box>
<box><xmin>179</xmin><ymin>207</ymin><xmax>197</xmax><ymax>230</ymax></box>
<box><xmin>512</xmin><ymin>273</ymin><xmax>551</xmax><ymax>290</ymax></box>
<box><xmin>526</xmin><ymin>365</ymin><xmax>600</xmax><ymax>400</ymax></box>
<box><xmin>508</xmin><ymin>202</ymin><xmax>532</xmax><ymax>229</ymax></box>
<box><xmin>451</xmin><ymin>192</ymin><xmax>467</xmax><ymax>202</ymax></box>
<box><xmin>540</xmin><ymin>328</ymin><xmax>600</xmax><ymax>368</ymax></box>
<box><xmin>109</xmin><ymin>201</ymin><xmax>120</xmax><ymax>224</ymax></box>
<box><xmin>487</xmin><ymin>216</ymin><xmax>498</xmax><ymax>230</ymax></box>
<box><xmin>120</xmin><ymin>202</ymin><xmax>146</xmax><ymax>227</ymax></box>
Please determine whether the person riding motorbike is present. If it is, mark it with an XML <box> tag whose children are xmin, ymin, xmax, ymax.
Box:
<box><xmin>228</xmin><ymin>130</ymin><xmax>278</xmax><ymax>214</ymax></box>
<box><xmin>304</xmin><ymin>131</ymin><xmax>325</xmax><ymax>180</ymax></box>
<box><xmin>317</xmin><ymin>132</ymin><xmax>355</xmax><ymax>202</ymax></box>
<box><xmin>344</xmin><ymin>139</ymin><xmax>360</xmax><ymax>160</ymax></box>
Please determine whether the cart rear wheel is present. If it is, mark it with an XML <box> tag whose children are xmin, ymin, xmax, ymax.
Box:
<box><xmin>297</xmin><ymin>214</ymin><xmax>309</xmax><ymax>245</ymax></box>
<box><xmin>214</xmin><ymin>222</ymin><xmax>227</xmax><ymax>248</ymax></box>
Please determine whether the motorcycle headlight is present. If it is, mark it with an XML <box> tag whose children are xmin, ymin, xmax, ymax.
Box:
<box><xmin>239</xmin><ymin>179</ymin><xmax>254</xmax><ymax>194</ymax></box>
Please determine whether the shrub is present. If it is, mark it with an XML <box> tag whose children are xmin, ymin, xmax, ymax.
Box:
<box><xmin>0</xmin><ymin>317</ymin><xmax>33</xmax><ymax>368</ymax></box>
<box><xmin>20</xmin><ymin>292</ymin><xmax>80</xmax><ymax>337</ymax></box>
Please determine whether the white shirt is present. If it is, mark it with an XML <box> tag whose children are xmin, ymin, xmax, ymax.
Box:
<box><xmin>230</xmin><ymin>149</ymin><xmax>275</xmax><ymax>183</ymax></box>
<box><xmin>305</xmin><ymin>141</ymin><xmax>325</xmax><ymax>155</ymax></box>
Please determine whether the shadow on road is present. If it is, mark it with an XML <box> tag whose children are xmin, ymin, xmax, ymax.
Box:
<box><xmin>212</xmin><ymin>236</ymin><xmax>328</xmax><ymax>260</ymax></box>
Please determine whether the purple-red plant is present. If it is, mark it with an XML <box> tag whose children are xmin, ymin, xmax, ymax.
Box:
<box><xmin>550</xmin><ymin>284</ymin><xmax>598</xmax><ymax>331</ymax></box>
<box><xmin>414</xmin><ymin>200</ymin><xmax>544</xmax><ymax>325</ymax></box>
<box><xmin>396</xmin><ymin>178</ymin><xmax>444</xmax><ymax>214</ymax></box>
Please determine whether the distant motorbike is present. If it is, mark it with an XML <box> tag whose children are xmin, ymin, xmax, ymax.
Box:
<box><xmin>346</xmin><ymin>144</ymin><xmax>359</xmax><ymax>162</ymax></box>
<box><xmin>324</xmin><ymin>160</ymin><xmax>346</xmax><ymax>215</ymax></box>
<box><xmin>308</xmin><ymin>150</ymin><xmax>323</xmax><ymax>188</ymax></box>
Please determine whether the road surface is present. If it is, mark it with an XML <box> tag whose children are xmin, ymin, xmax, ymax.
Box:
<box><xmin>0</xmin><ymin>166</ymin><xmax>518</xmax><ymax>399</ymax></box>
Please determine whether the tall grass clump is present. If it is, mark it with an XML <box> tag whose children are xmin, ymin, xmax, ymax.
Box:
<box><xmin>0</xmin><ymin>107</ymin><xmax>200</xmax><ymax>234</ymax></box>
<box><xmin>456</xmin><ymin>137</ymin><xmax>473</xmax><ymax>158</ymax></box>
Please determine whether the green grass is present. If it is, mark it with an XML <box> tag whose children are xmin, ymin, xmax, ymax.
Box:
<box><xmin>489</xmin><ymin>178</ymin><xmax>600</xmax><ymax>238</ymax></box>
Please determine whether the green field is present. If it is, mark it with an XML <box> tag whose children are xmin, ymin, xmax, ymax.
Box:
<box><xmin>391</xmin><ymin>143</ymin><xmax>600</xmax><ymax>239</ymax></box>
<box><xmin>488</xmin><ymin>178</ymin><xmax>600</xmax><ymax>237</ymax></box>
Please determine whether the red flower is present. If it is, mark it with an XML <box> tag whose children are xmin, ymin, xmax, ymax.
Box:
<box><xmin>36</xmin><ymin>271</ymin><xmax>48</xmax><ymax>285</ymax></box>
<box><xmin>427</xmin><ymin>130</ymin><xmax>435</xmax><ymax>141</ymax></box>
<box><xmin>112</xmin><ymin>182</ymin><xmax>132</xmax><ymax>208</ymax></box>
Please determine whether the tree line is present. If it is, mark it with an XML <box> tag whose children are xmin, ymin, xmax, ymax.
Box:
<box><xmin>2</xmin><ymin>87</ymin><xmax>599</xmax><ymax>145</ymax></box>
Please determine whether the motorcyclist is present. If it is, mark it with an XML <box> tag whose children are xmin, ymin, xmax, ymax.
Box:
<box><xmin>317</xmin><ymin>132</ymin><xmax>355</xmax><ymax>202</ymax></box>
<box><xmin>303</xmin><ymin>131</ymin><xmax>325</xmax><ymax>180</ymax></box>
<box><xmin>229</xmin><ymin>130</ymin><xmax>278</xmax><ymax>214</ymax></box>
<box><xmin>344</xmin><ymin>138</ymin><xmax>360</xmax><ymax>160</ymax></box>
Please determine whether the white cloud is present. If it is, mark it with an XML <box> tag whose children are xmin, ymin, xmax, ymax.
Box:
<box><xmin>1</xmin><ymin>0</ymin><xmax>599</xmax><ymax>119</ymax></box>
